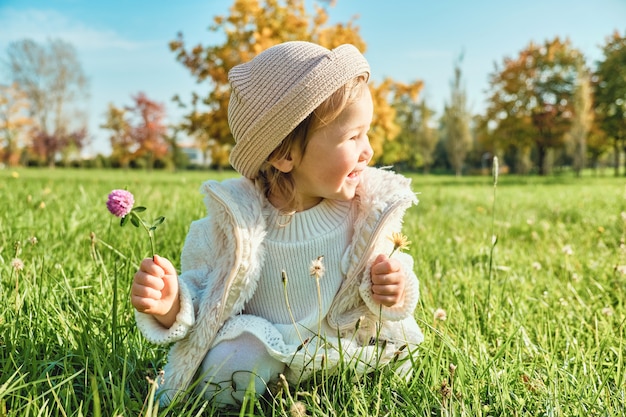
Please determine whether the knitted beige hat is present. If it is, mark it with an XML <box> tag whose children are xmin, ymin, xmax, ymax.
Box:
<box><xmin>228</xmin><ymin>41</ymin><xmax>370</xmax><ymax>179</ymax></box>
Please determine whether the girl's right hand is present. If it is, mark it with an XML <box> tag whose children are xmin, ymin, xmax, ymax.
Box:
<box><xmin>131</xmin><ymin>255</ymin><xmax>180</xmax><ymax>328</ymax></box>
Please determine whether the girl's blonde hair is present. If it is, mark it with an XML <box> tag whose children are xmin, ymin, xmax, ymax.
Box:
<box><xmin>255</xmin><ymin>76</ymin><xmax>368</xmax><ymax>212</ymax></box>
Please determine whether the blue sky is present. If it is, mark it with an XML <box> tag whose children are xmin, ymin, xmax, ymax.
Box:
<box><xmin>1</xmin><ymin>0</ymin><xmax>625</xmax><ymax>156</ymax></box>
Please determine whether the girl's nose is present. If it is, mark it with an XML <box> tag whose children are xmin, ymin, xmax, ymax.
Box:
<box><xmin>360</xmin><ymin>136</ymin><xmax>374</xmax><ymax>163</ymax></box>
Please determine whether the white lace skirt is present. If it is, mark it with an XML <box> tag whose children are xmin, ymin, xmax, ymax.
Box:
<box><xmin>211</xmin><ymin>314</ymin><xmax>414</xmax><ymax>384</ymax></box>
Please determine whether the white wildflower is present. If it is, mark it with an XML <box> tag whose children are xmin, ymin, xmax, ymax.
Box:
<box><xmin>309</xmin><ymin>256</ymin><xmax>325</xmax><ymax>279</ymax></box>
<box><xmin>11</xmin><ymin>258</ymin><xmax>24</xmax><ymax>271</ymax></box>
<box><xmin>601</xmin><ymin>307</ymin><xmax>613</xmax><ymax>316</ymax></box>
<box><xmin>434</xmin><ymin>308</ymin><xmax>447</xmax><ymax>321</ymax></box>
<box><xmin>289</xmin><ymin>401</ymin><xmax>308</xmax><ymax>417</ymax></box>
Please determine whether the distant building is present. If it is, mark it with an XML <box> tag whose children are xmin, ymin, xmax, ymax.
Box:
<box><xmin>179</xmin><ymin>143</ymin><xmax>210</xmax><ymax>167</ymax></box>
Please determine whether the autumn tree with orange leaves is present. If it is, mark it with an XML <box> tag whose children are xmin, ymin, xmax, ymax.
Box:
<box><xmin>101</xmin><ymin>104</ymin><xmax>133</xmax><ymax>168</ymax></box>
<box><xmin>102</xmin><ymin>93</ymin><xmax>168</xmax><ymax>169</ymax></box>
<box><xmin>378</xmin><ymin>79</ymin><xmax>426</xmax><ymax>168</ymax></box>
<box><xmin>170</xmin><ymin>0</ymin><xmax>421</xmax><ymax>170</ymax></box>
<box><xmin>0</xmin><ymin>83</ymin><xmax>33</xmax><ymax>166</ymax></box>
<box><xmin>484</xmin><ymin>37</ymin><xmax>584</xmax><ymax>175</ymax></box>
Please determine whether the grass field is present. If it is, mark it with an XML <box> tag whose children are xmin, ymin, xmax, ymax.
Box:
<box><xmin>1</xmin><ymin>168</ymin><xmax>625</xmax><ymax>416</ymax></box>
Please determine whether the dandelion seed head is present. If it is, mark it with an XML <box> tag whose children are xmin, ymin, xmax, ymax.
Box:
<box><xmin>11</xmin><ymin>258</ymin><xmax>24</xmax><ymax>271</ymax></box>
<box><xmin>106</xmin><ymin>189</ymin><xmax>135</xmax><ymax>218</ymax></box>
<box><xmin>289</xmin><ymin>401</ymin><xmax>308</xmax><ymax>417</ymax></box>
<box><xmin>434</xmin><ymin>308</ymin><xmax>447</xmax><ymax>321</ymax></box>
<box><xmin>29</xmin><ymin>236</ymin><xmax>38</xmax><ymax>245</ymax></box>
<box><xmin>309</xmin><ymin>256</ymin><xmax>325</xmax><ymax>278</ymax></box>
<box><xmin>449</xmin><ymin>363</ymin><xmax>457</xmax><ymax>377</ymax></box>
<box><xmin>616</xmin><ymin>265</ymin><xmax>626</xmax><ymax>275</ymax></box>
<box><xmin>562</xmin><ymin>245</ymin><xmax>573</xmax><ymax>256</ymax></box>
<box><xmin>601</xmin><ymin>307</ymin><xmax>614</xmax><ymax>316</ymax></box>
<box><xmin>279</xmin><ymin>373</ymin><xmax>289</xmax><ymax>391</ymax></box>
<box><xmin>531</xmin><ymin>261</ymin><xmax>542</xmax><ymax>270</ymax></box>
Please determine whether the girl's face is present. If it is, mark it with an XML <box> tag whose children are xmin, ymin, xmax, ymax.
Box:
<box><xmin>274</xmin><ymin>83</ymin><xmax>374</xmax><ymax>211</ymax></box>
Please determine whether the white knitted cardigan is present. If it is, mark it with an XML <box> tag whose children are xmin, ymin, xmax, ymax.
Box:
<box><xmin>135</xmin><ymin>166</ymin><xmax>423</xmax><ymax>403</ymax></box>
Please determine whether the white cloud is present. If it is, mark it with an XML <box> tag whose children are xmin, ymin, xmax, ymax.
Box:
<box><xmin>0</xmin><ymin>7</ymin><xmax>142</xmax><ymax>51</ymax></box>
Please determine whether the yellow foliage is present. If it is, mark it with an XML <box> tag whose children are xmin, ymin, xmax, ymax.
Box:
<box><xmin>0</xmin><ymin>83</ymin><xmax>33</xmax><ymax>166</ymax></box>
<box><xmin>171</xmin><ymin>0</ymin><xmax>422</xmax><ymax>168</ymax></box>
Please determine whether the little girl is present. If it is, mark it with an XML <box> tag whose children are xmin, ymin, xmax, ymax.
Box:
<box><xmin>131</xmin><ymin>41</ymin><xmax>424</xmax><ymax>406</ymax></box>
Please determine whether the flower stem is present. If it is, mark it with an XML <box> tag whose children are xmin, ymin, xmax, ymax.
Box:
<box><xmin>132</xmin><ymin>212</ymin><xmax>156</xmax><ymax>259</ymax></box>
<box><xmin>315</xmin><ymin>274</ymin><xmax>322</xmax><ymax>349</ymax></box>
<box><xmin>282</xmin><ymin>270</ymin><xmax>305</xmax><ymax>346</ymax></box>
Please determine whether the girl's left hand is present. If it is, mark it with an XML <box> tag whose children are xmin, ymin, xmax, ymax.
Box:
<box><xmin>370</xmin><ymin>254</ymin><xmax>406</xmax><ymax>307</ymax></box>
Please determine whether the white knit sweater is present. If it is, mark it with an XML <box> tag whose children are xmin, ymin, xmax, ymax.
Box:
<box><xmin>245</xmin><ymin>199</ymin><xmax>353</xmax><ymax>336</ymax></box>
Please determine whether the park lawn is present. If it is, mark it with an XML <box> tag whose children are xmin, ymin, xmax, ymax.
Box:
<box><xmin>1</xmin><ymin>168</ymin><xmax>624</xmax><ymax>416</ymax></box>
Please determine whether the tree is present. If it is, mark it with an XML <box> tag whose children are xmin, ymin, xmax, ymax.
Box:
<box><xmin>382</xmin><ymin>82</ymin><xmax>429</xmax><ymax>170</ymax></box>
<box><xmin>586</xmin><ymin>120</ymin><xmax>609</xmax><ymax>174</ymax></box>
<box><xmin>373</xmin><ymin>78</ymin><xmax>423</xmax><ymax>166</ymax></box>
<box><xmin>170</xmin><ymin>0</ymin><xmax>401</xmax><ymax>169</ymax></box>
<box><xmin>0</xmin><ymin>83</ymin><xmax>33</xmax><ymax>166</ymax></box>
<box><xmin>441</xmin><ymin>59</ymin><xmax>472</xmax><ymax>176</ymax></box>
<box><xmin>163</xmin><ymin>126</ymin><xmax>190</xmax><ymax>171</ymax></box>
<box><xmin>484</xmin><ymin>37</ymin><xmax>583</xmax><ymax>175</ymax></box>
<box><xmin>127</xmin><ymin>93</ymin><xmax>168</xmax><ymax>170</ymax></box>
<box><xmin>102</xmin><ymin>94</ymin><xmax>168</xmax><ymax>169</ymax></box>
<box><xmin>415</xmin><ymin>100</ymin><xmax>439</xmax><ymax>174</ymax></box>
<box><xmin>565</xmin><ymin>63</ymin><xmax>593</xmax><ymax>176</ymax></box>
<box><xmin>30</xmin><ymin>128</ymin><xmax>87</xmax><ymax>167</ymax></box>
<box><xmin>101</xmin><ymin>104</ymin><xmax>133</xmax><ymax>168</ymax></box>
<box><xmin>5</xmin><ymin>38</ymin><xmax>89</xmax><ymax>166</ymax></box>
<box><xmin>594</xmin><ymin>30</ymin><xmax>626</xmax><ymax>177</ymax></box>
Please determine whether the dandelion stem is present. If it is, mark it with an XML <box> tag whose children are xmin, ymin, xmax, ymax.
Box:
<box><xmin>281</xmin><ymin>270</ymin><xmax>305</xmax><ymax>346</ymax></box>
<box><xmin>315</xmin><ymin>274</ymin><xmax>322</xmax><ymax>355</ymax></box>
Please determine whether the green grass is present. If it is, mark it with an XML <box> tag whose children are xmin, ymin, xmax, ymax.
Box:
<box><xmin>1</xmin><ymin>168</ymin><xmax>625</xmax><ymax>416</ymax></box>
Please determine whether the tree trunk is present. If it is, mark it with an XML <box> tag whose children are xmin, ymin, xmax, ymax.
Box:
<box><xmin>622</xmin><ymin>140</ymin><xmax>626</xmax><ymax>177</ymax></box>
<box><xmin>537</xmin><ymin>145</ymin><xmax>547</xmax><ymax>176</ymax></box>
<box><xmin>614</xmin><ymin>142</ymin><xmax>620</xmax><ymax>177</ymax></box>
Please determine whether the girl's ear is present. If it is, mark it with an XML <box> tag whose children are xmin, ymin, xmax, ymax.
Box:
<box><xmin>270</xmin><ymin>155</ymin><xmax>294</xmax><ymax>173</ymax></box>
